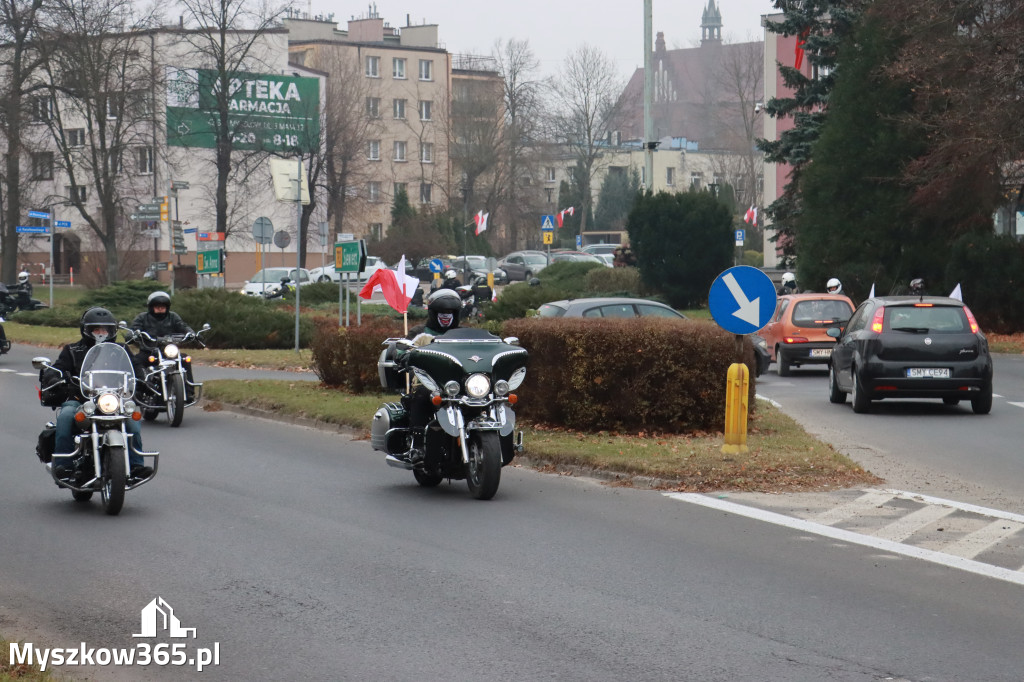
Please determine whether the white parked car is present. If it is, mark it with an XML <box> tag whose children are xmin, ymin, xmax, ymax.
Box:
<box><xmin>241</xmin><ymin>267</ymin><xmax>312</xmax><ymax>296</ymax></box>
<box><xmin>308</xmin><ymin>256</ymin><xmax>387</xmax><ymax>283</ymax></box>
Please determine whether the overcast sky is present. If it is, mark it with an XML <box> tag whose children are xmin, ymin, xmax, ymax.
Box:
<box><xmin>307</xmin><ymin>1</ymin><xmax>779</xmax><ymax>79</ymax></box>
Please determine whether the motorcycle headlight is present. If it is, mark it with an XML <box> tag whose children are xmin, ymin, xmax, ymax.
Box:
<box><xmin>163</xmin><ymin>343</ymin><xmax>179</xmax><ymax>359</ymax></box>
<box><xmin>412</xmin><ymin>368</ymin><xmax>439</xmax><ymax>393</ymax></box>
<box><xmin>81</xmin><ymin>400</ymin><xmax>96</xmax><ymax>416</ymax></box>
<box><xmin>494</xmin><ymin>380</ymin><xmax>510</xmax><ymax>397</ymax></box>
<box><xmin>444</xmin><ymin>380</ymin><xmax>460</xmax><ymax>397</ymax></box>
<box><xmin>465</xmin><ymin>373</ymin><xmax>491</xmax><ymax>398</ymax></box>
<box><xmin>124</xmin><ymin>400</ymin><xmax>137</xmax><ymax>413</ymax></box>
<box><xmin>97</xmin><ymin>393</ymin><xmax>119</xmax><ymax>414</ymax></box>
<box><xmin>507</xmin><ymin>367</ymin><xmax>527</xmax><ymax>391</ymax></box>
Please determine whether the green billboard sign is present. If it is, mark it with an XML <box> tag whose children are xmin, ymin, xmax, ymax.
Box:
<box><xmin>197</xmin><ymin>248</ymin><xmax>222</xmax><ymax>274</ymax></box>
<box><xmin>166</xmin><ymin>67</ymin><xmax>320</xmax><ymax>153</ymax></box>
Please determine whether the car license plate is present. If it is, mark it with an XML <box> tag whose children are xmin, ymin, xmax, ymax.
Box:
<box><xmin>906</xmin><ymin>367</ymin><xmax>951</xmax><ymax>378</ymax></box>
<box><xmin>810</xmin><ymin>348</ymin><xmax>832</xmax><ymax>358</ymax></box>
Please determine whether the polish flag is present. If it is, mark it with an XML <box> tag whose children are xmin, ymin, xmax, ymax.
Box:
<box><xmin>743</xmin><ymin>205</ymin><xmax>758</xmax><ymax>226</ymax></box>
<box><xmin>358</xmin><ymin>255</ymin><xmax>420</xmax><ymax>313</ymax></box>
<box><xmin>556</xmin><ymin>206</ymin><xmax>575</xmax><ymax>228</ymax></box>
<box><xmin>474</xmin><ymin>210</ymin><xmax>489</xmax><ymax>236</ymax></box>
<box><xmin>794</xmin><ymin>27</ymin><xmax>810</xmax><ymax>70</ymax></box>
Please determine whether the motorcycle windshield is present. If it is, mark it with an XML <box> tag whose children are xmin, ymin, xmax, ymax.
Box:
<box><xmin>80</xmin><ymin>343</ymin><xmax>136</xmax><ymax>397</ymax></box>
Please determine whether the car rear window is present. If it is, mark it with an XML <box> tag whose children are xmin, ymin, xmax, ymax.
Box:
<box><xmin>636</xmin><ymin>304</ymin><xmax>684</xmax><ymax>319</ymax></box>
<box><xmin>537</xmin><ymin>304</ymin><xmax>567</xmax><ymax>317</ymax></box>
<box><xmin>791</xmin><ymin>299</ymin><xmax>853</xmax><ymax>327</ymax></box>
<box><xmin>886</xmin><ymin>306</ymin><xmax>968</xmax><ymax>333</ymax></box>
<box><xmin>585</xmin><ymin>304</ymin><xmax>635</xmax><ymax>318</ymax></box>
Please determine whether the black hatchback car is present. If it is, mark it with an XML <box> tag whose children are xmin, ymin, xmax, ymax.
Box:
<box><xmin>826</xmin><ymin>295</ymin><xmax>992</xmax><ymax>414</ymax></box>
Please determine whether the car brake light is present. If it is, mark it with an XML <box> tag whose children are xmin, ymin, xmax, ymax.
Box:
<box><xmin>913</xmin><ymin>303</ymin><xmax>934</xmax><ymax>307</ymax></box>
<box><xmin>871</xmin><ymin>308</ymin><xmax>885</xmax><ymax>333</ymax></box>
<box><xmin>783</xmin><ymin>336</ymin><xmax>809</xmax><ymax>344</ymax></box>
<box><xmin>963</xmin><ymin>306</ymin><xmax>980</xmax><ymax>334</ymax></box>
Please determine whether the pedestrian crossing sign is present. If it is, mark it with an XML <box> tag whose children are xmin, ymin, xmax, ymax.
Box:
<box><xmin>541</xmin><ymin>215</ymin><xmax>555</xmax><ymax>230</ymax></box>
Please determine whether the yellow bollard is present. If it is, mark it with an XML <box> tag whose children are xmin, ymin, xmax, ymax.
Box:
<box><xmin>722</xmin><ymin>362</ymin><xmax>749</xmax><ymax>454</ymax></box>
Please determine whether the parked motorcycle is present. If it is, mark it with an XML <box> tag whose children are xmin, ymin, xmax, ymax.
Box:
<box><xmin>0</xmin><ymin>282</ymin><xmax>46</xmax><ymax>312</ymax></box>
<box><xmin>33</xmin><ymin>344</ymin><xmax>159</xmax><ymax>515</ymax></box>
<box><xmin>123</xmin><ymin>323</ymin><xmax>210</xmax><ymax>427</ymax></box>
<box><xmin>372</xmin><ymin>327</ymin><xmax>527</xmax><ymax>500</ymax></box>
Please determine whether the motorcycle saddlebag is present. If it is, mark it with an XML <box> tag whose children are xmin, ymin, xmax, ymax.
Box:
<box><xmin>370</xmin><ymin>402</ymin><xmax>409</xmax><ymax>453</ymax></box>
<box><xmin>36</xmin><ymin>425</ymin><xmax>56</xmax><ymax>463</ymax></box>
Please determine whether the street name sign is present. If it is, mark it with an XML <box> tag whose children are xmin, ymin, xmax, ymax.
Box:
<box><xmin>17</xmin><ymin>225</ymin><xmax>49</xmax><ymax>234</ymax></box>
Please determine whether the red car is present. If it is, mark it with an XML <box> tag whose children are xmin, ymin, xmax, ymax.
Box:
<box><xmin>761</xmin><ymin>293</ymin><xmax>855</xmax><ymax>376</ymax></box>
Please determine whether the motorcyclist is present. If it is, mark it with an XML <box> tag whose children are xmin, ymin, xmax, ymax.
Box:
<box><xmin>15</xmin><ymin>271</ymin><xmax>33</xmax><ymax>297</ymax></box>
<box><xmin>778</xmin><ymin>271</ymin><xmax>799</xmax><ymax>295</ymax></box>
<box><xmin>130</xmin><ymin>291</ymin><xmax>196</xmax><ymax>399</ymax></box>
<box><xmin>400</xmin><ymin>289</ymin><xmax>463</xmax><ymax>462</ymax></box>
<box><xmin>441</xmin><ymin>268</ymin><xmax>462</xmax><ymax>290</ymax></box>
<box><xmin>826</xmin><ymin>277</ymin><xmax>843</xmax><ymax>294</ymax></box>
<box><xmin>44</xmin><ymin>307</ymin><xmax>150</xmax><ymax>480</ymax></box>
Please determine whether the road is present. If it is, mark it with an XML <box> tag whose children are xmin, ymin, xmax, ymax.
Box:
<box><xmin>2</xmin><ymin>343</ymin><xmax>1024</xmax><ymax>681</ymax></box>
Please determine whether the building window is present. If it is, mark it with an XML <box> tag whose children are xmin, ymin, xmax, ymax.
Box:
<box><xmin>31</xmin><ymin>152</ymin><xmax>53</xmax><ymax>180</ymax></box>
<box><xmin>419</xmin><ymin>100</ymin><xmax>432</xmax><ymax>121</ymax></box>
<box><xmin>137</xmin><ymin>146</ymin><xmax>154</xmax><ymax>174</ymax></box>
<box><xmin>365</xmin><ymin>56</ymin><xmax>380</xmax><ymax>78</ymax></box>
<box><xmin>640</xmin><ymin>166</ymin><xmax>646</xmax><ymax>186</ymax></box>
<box><xmin>106</xmin><ymin>148</ymin><xmax>123</xmax><ymax>175</ymax></box>
<box><xmin>392</xmin><ymin>57</ymin><xmax>406</xmax><ymax>79</ymax></box>
<box><xmin>393</xmin><ymin>98</ymin><xmax>406</xmax><ymax>120</ymax></box>
<box><xmin>370</xmin><ymin>223</ymin><xmax>383</xmax><ymax>240</ymax></box>
<box><xmin>545</xmin><ymin>188</ymin><xmax>554</xmax><ymax>203</ymax></box>
<box><xmin>30</xmin><ymin>95</ymin><xmax>53</xmax><ymax>122</ymax></box>
<box><xmin>366</xmin><ymin>97</ymin><xmax>380</xmax><ymax>118</ymax></box>
<box><xmin>368</xmin><ymin>140</ymin><xmax>380</xmax><ymax>160</ymax></box>
<box><xmin>67</xmin><ymin>128</ymin><xmax>86</xmax><ymax>147</ymax></box>
<box><xmin>67</xmin><ymin>185</ymin><xmax>87</xmax><ymax>203</ymax></box>
<box><xmin>546</xmin><ymin>167</ymin><xmax>556</xmax><ymax>182</ymax></box>
<box><xmin>368</xmin><ymin>181</ymin><xmax>381</xmax><ymax>202</ymax></box>
<box><xmin>666</xmin><ymin>167</ymin><xmax>675</xmax><ymax>186</ymax></box>
<box><xmin>418</xmin><ymin>59</ymin><xmax>433</xmax><ymax>81</ymax></box>
<box><xmin>393</xmin><ymin>141</ymin><xmax>407</xmax><ymax>162</ymax></box>
<box><xmin>419</xmin><ymin>183</ymin><xmax>432</xmax><ymax>204</ymax></box>
<box><xmin>106</xmin><ymin>93</ymin><xmax>122</xmax><ymax>119</ymax></box>
<box><xmin>394</xmin><ymin>182</ymin><xmax>407</xmax><ymax>197</ymax></box>
<box><xmin>690</xmin><ymin>172</ymin><xmax>702</xmax><ymax>189</ymax></box>
<box><xmin>420</xmin><ymin>142</ymin><xmax>434</xmax><ymax>164</ymax></box>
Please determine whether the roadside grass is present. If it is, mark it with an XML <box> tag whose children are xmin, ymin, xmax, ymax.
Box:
<box><xmin>0</xmin><ymin>638</ymin><xmax>57</xmax><ymax>680</ymax></box>
<box><xmin>202</xmin><ymin>378</ymin><xmax>880</xmax><ymax>492</ymax></box>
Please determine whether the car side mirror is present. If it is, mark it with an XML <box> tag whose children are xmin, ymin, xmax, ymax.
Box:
<box><xmin>826</xmin><ymin>327</ymin><xmax>841</xmax><ymax>339</ymax></box>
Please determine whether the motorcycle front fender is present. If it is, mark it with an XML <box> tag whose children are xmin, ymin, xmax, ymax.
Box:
<box><xmin>437</xmin><ymin>405</ymin><xmax>463</xmax><ymax>437</ymax></box>
<box><xmin>496</xmin><ymin>403</ymin><xmax>516</xmax><ymax>437</ymax></box>
<box><xmin>102</xmin><ymin>429</ymin><xmax>127</xmax><ymax>449</ymax></box>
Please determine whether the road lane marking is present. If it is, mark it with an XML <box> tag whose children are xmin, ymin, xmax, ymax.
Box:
<box><xmin>0</xmin><ymin>368</ymin><xmax>15</xmax><ymax>372</ymax></box>
<box><xmin>17</xmin><ymin>372</ymin><xmax>36</xmax><ymax>377</ymax></box>
<box><xmin>943</xmin><ymin>520</ymin><xmax>1024</xmax><ymax>560</ymax></box>
<box><xmin>811</xmin><ymin>490</ymin><xmax>894</xmax><ymax>526</ymax></box>
<box><xmin>665</xmin><ymin>492</ymin><xmax>1024</xmax><ymax>587</ymax></box>
<box><xmin>1008</xmin><ymin>401</ymin><xmax>1024</xmax><ymax>410</ymax></box>
<box><xmin>873</xmin><ymin>504</ymin><xmax>956</xmax><ymax>543</ymax></box>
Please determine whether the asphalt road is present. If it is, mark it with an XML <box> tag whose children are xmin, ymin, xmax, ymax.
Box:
<box><xmin>3</xmin><ymin>343</ymin><xmax>1024</xmax><ymax>681</ymax></box>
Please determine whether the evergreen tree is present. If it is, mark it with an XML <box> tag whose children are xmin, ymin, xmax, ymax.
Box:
<box><xmin>594</xmin><ymin>168</ymin><xmax>641</xmax><ymax>232</ymax></box>
<box><xmin>627</xmin><ymin>191</ymin><xmax>733</xmax><ymax>308</ymax></box>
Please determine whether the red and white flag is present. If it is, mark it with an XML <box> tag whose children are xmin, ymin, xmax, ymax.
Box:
<box><xmin>743</xmin><ymin>205</ymin><xmax>758</xmax><ymax>226</ymax></box>
<box><xmin>556</xmin><ymin>206</ymin><xmax>575</xmax><ymax>228</ymax></box>
<box><xmin>474</xmin><ymin>210</ymin><xmax>489</xmax><ymax>236</ymax></box>
<box><xmin>358</xmin><ymin>255</ymin><xmax>420</xmax><ymax>314</ymax></box>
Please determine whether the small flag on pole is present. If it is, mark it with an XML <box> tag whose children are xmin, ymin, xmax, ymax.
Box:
<box><xmin>743</xmin><ymin>205</ymin><xmax>758</xmax><ymax>226</ymax></box>
<box><xmin>474</xmin><ymin>210</ymin><xmax>489</xmax><ymax>236</ymax></box>
<box><xmin>556</xmin><ymin>206</ymin><xmax>575</xmax><ymax>228</ymax></box>
<box><xmin>358</xmin><ymin>255</ymin><xmax>420</xmax><ymax>314</ymax></box>
<box><xmin>868</xmin><ymin>283</ymin><xmax>875</xmax><ymax>298</ymax></box>
<box><xmin>949</xmin><ymin>283</ymin><xmax>962</xmax><ymax>301</ymax></box>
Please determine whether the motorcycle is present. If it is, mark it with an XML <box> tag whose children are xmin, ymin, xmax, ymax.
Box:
<box><xmin>261</xmin><ymin>277</ymin><xmax>295</xmax><ymax>300</ymax></box>
<box><xmin>123</xmin><ymin>323</ymin><xmax>210</xmax><ymax>427</ymax></box>
<box><xmin>33</xmin><ymin>343</ymin><xmax>159</xmax><ymax>515</ymax></box>
<box><xmin>0</xmin><ymin>282</ymin><xmax>46</xmax><ymax>312</ymax></box>
<box><xmin>373</xmin><ymin>327</ymin><xmax>528</xmax><ymax>500</ymax></box>
<box><xmin>0</xmin><ymin>315</ymin><xmax>9</xmax><ymax>357</ymax></box>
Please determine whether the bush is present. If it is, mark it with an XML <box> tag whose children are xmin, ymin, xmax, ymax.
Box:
<box><xmin>584</xmin><ymin>265</ymin><xmax>643</xmax><ymax>296</ymax></box>
<box><xmin>501</xmin><ymin>317</ymin><xmax>757</xmax><ymax>433</ymax></box>
<box><xmin>310</xmin><ymin>316</ymin><xmax>405</xmax><ymax>392</ymax></box>
<box><xmin>8</xmin><ymin>306</ymin><xmax>81</xmax><ymax>327</ymax></box>
<box><xmin>486</xmin><ymin>282</ymin><xmax>565</xmax><ymax>321</ymax></box>
<box><xmin>76</xmin><ymin>280</ymin><xmax>167</xmax><ymax>320</ymax></box>
<box><xmin>536</xmin><ymin>261</ymin><xmax>605</xmax><ymax>293</ymax></box>
<box><xmin>946</xmin><ymin>232</ymin><xmax>1024</xmax><ymax>334</ymax></box>
<box><xmin>173</xmin><ymin>288</ymin><xmax>314</xmax><ymax>349</ymax></box>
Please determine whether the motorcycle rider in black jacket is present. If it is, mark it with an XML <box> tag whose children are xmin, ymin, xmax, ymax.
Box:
<box><xmin>44</xmin><ymin>307</ymin><xmax>150</xmax><ymax>479</ymax></box>
<box><xmin>130</xmin><ymin>291</ymin><xmax>196</xmax><ymax>399</ymax></box>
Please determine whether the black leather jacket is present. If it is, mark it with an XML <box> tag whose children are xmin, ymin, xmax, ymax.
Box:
<box><xmin>46</xmin><ymin>338</ymin><xmax>131</xmax><ymax>404</ymax></box>
<box><xmin>130</xmin><ymin>311</ymin><xmax>193</xmax><ymax>340</ymax></box>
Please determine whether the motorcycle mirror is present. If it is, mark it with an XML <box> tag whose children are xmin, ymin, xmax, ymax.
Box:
<box><xmin>118</xmin><ymin>321</ymin><xmax>128</xmax><ymax>328</ymax></box>
<box><xmin>202</xmin><ymin>323</ymin><xmax>211</xmax><ymax>331</ymax></box>
<box><xmin>31</xmin><ymin>356</ymin><xmax>52</xmax><ymax>370</ymax></box>
<box><xmin>502</xmin><ymin>336</ymin><xmax>520</xmax><ymax>346</ymax></box>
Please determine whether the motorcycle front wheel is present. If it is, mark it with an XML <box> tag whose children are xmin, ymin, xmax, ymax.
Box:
<box><xmin>465</xmin><ymin>431</ymin><xmax>501</xmax><ymax>500</ymax></box>
<box><xmin>167</xmin><ymin>373</ymin><xmax>186</xmax><ymax>427</ymax></box>
<box><xmin>413</xmin><ymin>468</ymin><xmax>444</xmax><ymax>487</ymax></box>
<box><xmin>101</xmin><ymin>445</ymin><xmax>126</xmax><ymax>516</ymax></box>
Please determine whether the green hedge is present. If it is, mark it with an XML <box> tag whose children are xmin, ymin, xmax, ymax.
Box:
<box><xmin>172</xmin><ymin>289</ymin><xmax>314</xmax><ymax>349</ymax></box>
<box><xmin>501</xmin><ymin>317</ymin><xmax>758</xmax><ymax>433</ymax></box>
<box><xmin>310</xmin><ymin>316</ymin><xmax>405</xmax><ymax>392</ymax></box>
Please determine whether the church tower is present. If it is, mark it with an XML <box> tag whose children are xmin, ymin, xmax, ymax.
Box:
<box><xmin>701</xmin><ymin>0</ymin><xmax>723</xmax><ymax>45</ymax></box>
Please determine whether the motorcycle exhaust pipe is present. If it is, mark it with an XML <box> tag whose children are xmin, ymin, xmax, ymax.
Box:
<box><xmin>385</xmin><ymin>454</ymin><xmax>414</xmax><ymax>470</ymax></box>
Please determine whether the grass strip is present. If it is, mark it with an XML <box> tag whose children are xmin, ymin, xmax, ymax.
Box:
<box><xmin>203</xmin><ymin>379</ymin><xmax>880</xmax><ymax>493</ymax></box>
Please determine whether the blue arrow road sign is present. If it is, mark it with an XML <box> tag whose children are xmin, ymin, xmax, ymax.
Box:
<box><xmin>55</xmin><ymin>220</ymin><xmax>71</xmax><ymax>228</ymax></box>
<box><xmin>17</xmin><ymin>225</ymin><xmax>49</xmax><ymax>234</ymax></box>
<box><xmin>28</xmin><ymin>210</ymin><xmax>50</xmax><ymax>219</ymax></box>
<box><xmin>429</xmin><ymin>258</ymin><xmax>444</xmax><ymax>273</ymax></box>
<box><xmin>708</xmin><ymin>265</ymin><xmax>777</xmax><ymax>335</ymax></box>
<box><xmin>541</xmin><ymin>215</ymin><xmax>555</xmax><ymax>230</ymax></box>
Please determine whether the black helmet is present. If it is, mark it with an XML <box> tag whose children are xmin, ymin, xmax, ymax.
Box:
<box><xmin>147</xmin><ymin>290</ymin><xmax>171</xmax><ymax>318</ymax></box>
<box><xmin>80</xmin><ymin>307</ymin><xmax>117</xmax><ymax>344</ymax></box>
<box><xmin>426</xmin><ymin>289</ymin><xmax>461</xmax><ymax>332</ymax></box>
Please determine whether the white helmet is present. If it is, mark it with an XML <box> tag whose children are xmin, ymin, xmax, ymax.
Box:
<box><xmin>17</xmin><ymin>271</ymin><xmax>29</xmax><ymax>283</ymax></box>
<box><xmin>826</xmin><ymin>277</ymin><xmax>842</xmax><ymax>294</ymax></box>
<box><xmin>781</xmin><ymin>272</ymin><xmax>796</xmax><ymax>285</ymax></box>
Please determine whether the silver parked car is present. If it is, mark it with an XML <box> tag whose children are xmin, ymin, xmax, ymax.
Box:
<box><xmin>537</xmin><ymin>297</ymin><xmax>686</xmax><ymax>319</ymax></box>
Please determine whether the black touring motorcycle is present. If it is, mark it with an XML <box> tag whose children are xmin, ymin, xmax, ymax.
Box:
<box><xmin>122</xmin><ymin>323</ymin><xmax>210</xmax><ymax>427</ymax></box>
<box><xmin>373</xmin><ymin>328</ymin><xmax>527</xmax><ymax>500</ymax></box>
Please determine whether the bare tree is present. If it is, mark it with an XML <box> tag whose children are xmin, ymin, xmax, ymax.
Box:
<box><xmin>711</xmin><ymin>40</ymin><xmax>763</xmax><ymax>210</ymax></box>
<box><xmin>0</xmin><ymin>0</ymin><xmax>48</xmax><ymax>281</ymax></box>
<box><xmin>36</xmin><ymin>0</ymin><xmax>158</xmax><ymax>282</ymax></box>
<box><xmin>546</xmin><ymin>44</ymin><xmax>625</xmax><ymax>237</ymax></box>
<box><xmin>173</xmin><ymin>0</ymin><xmax>289</xmax><ymax>242</ymax></box>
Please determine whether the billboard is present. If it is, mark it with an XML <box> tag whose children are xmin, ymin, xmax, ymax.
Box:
<box><xmin>166</xmin><ymin>67</ymin><xmax>320</xmax><ymax>153</ymax></box>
